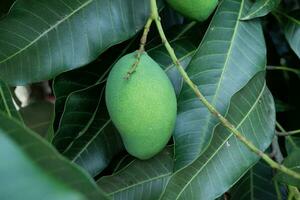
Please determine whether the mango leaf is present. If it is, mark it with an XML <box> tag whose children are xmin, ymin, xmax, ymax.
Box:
<box><xmin>275</xmin><ymin>148</ymin><xmax>300</xmax><ymax>187</ymax></box>
<box><xmin>160</xmin><ymin>72</ymin><xmax>275</xmax><ymax>200</ymax></box>
<box><xmin>285</xmin><ymin>136</ymin><xmax>300</xmax><ymax>154</ymax></box>
<box><xmin>97</xmin><ymin>147</ymin><xmax>173</xmax><ymax>200</ymax></box>
<box><xmin>0</xmin><ymin>79</ymin><xmax>22</xmax><ymax>121</ymax></box>
<box><xmin>174</xmin><ymin>0</ymin><xmax>266</xmax><ymax>170</ymax></box>
<box><xmin>279</xmin><ymin>10</ymin><xmax>300</xmax><ymax>58</ymax></box>
<box><xmin>0</xmin><ymin>0</ymin><xmax>158</xmax><ymax>85</ymax></box>
<box><xmin>52</xmin><ymin>37</ymin><xmax>139</xmax><ymax>131</ymax></box>
<box><xmin>20</xmin><ymin>101</ymin><xmax>54</xmax><ymax>137</ymax></box>
<box><xmin>0</xmin><ymin>0</ymin><xmax>15</xmax><ymax>17</ymax></box>
<box><xmin>148</xmin><ymin>39</ymin><xmax>196</xmax><ymax>96</ymax></box>
<box><xmin>0</xmin><ymin>112</ymin><xmax>108</xmax><ymax>200</ymax></box>
<box><xmin>241</xmin><ymin>0</ymin><xmax>281</xmax><ymax>20</ymax></box>
<box><xmin>62</xmin><ymin>88</ymin><xmax>123</xmax><ymax>177</ymax></box>
<box><xmin>230</xmin><ymin>161</ymin><xmax>278</xmax><ymax>200</ymax></box>
<box><xmin>112</xmin><ymin>155</ymin><xmax>135</xmax><ymax>174</ymax></box>
<box><xmin>53</xmin><ymin>61</ymin><xmax>108</xmax><ymax>131</ymax></box>
<box><xmin>52</xmin><ymin>83</ymin><xmax>104</xmax><ymax>151</ymax></box>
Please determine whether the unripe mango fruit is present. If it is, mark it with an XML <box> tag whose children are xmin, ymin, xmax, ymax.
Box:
<box><xmin>105</xmin><ymin>52</ymin><xmax>177</xmax><ymax>160</ymax></box>
<box><xmin>166</xmin><ymin>0</ymin><xmax>218</xmax><ymax>21</ymax></box>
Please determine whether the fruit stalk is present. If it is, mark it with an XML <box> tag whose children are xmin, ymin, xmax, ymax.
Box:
<box><xmin>149</xmin><ymin>0</ymin><xmax>300</xmax><ymax>180</ymax></box>
<box><xmin>125</xmin><ymin>18</ymin><xmax>153</xmax><ymax>79</ymax></box>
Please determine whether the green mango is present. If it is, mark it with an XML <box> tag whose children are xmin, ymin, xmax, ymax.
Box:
<box><xmin>166</xmin><ymin>0</ymin><xmax>218</xmax><ymax>21</ymax></box>
<box><xmin>105</xmin><ymin>52</ymin><xmax>177</xmax><ymax>160</ymax></box>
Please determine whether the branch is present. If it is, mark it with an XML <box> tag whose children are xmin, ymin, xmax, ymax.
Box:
<box><xmin>267</xmin><ymin>66</ymin><xmax>300</xmax><ymax>76</ymax></box>
<box><xmin>149</xmin><ymin>0</ymin><xmax>300</xmax><ymax>180</ymax></box>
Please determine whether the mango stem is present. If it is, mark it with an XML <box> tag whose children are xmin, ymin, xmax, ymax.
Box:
<box><xmin>124</xmin><ymin>18</ymin><xmax>153</xmax><ymax>79</ymax></box>
<box><xmin>149</xmin><ymin>0</ymin><xmax>300</xmax><ymax>180</ymax></box>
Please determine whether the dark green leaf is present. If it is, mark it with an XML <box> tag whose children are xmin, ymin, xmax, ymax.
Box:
<box><xmin>0</xmin><ymin>0</ymin><xmax>15</xmax><ymax>17</ymax></box>
<box><xmin>275</xmin><ymin>148</ymin><xmax>300</xmax><ymax>187</ymax></box>
<box><xmin>53</xmin><ymin>61</ymin><xmax>108</xmax><ymax>131</ymax></box>
<box><xmin>0</xmin><ymin>0</ymin><xmax>158</xmax><ymax>85</ymax></box>
<box><xmin>241</xmin><ymin>0</ymin><xmax>281</xmax><ymax>20</ymax></box>
<box><xmin>20</xmin><ymin>101</ymin><xmax>54</xmax><ymax>137</ymax></box>
<box><xmin>0</xmin><ymin>79</ymin><xmax>22</xmax><ymax>121</ymax></box>
<box><xmin>149</xmin><ymin>39</ymin><xmax>196</xmax><ymax>96</ymax></box>
<box><xmin>279</xmin><ymin>10</ymin><xmax>300</xmax><ymax>58</ymax></box>
<box><xmin>230</xmin><ymin>161</ymin><xmax>278</xmax><ymax>200</ymax></box>
<box><xmin>52</xmin><ymin>84</ymin><xmax>104</xmax><ymax>152</ymax></box>
<box><xmin>62</xmin><ymin>96</ymin><xmax>123</xmax><ymax>177</ymax></box>
<box><xmin>0</xmin><ymin>112</ymin><xmax>108</xmax><ymax>200</ymax></box>
<box><xmin>286</xmin><ymin>136</ymin><xmax>300</xmax><ymax>154</ymax></box>
<box><xmin>160</xmin><ymin>72</ymin><xmax>275</xmax><ymax>200</ymax></box>
<box><xmin>112</xmin><ymin>155</ymin><xmax>135</xmax><ymax>174</ymax></box>
<box><xmin>97</xmin><ymin>147</ymin><xmax>173</xmax><ymax>200</ymax></box>
<box><xmin>174</xmin><ymin>0</ymin><xmax>266</xmax><ymax>170</ymax></box>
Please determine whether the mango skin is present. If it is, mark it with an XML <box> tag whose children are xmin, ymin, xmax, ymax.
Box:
<box><xmin>166</xmin><ymin>0</ymin><xmax>218</xmax><ymax>21</ymax></box>
<box><xmin>105</xmin><ymin>52</ymin><xmax>177</xmax><ymax>160</ymax></box>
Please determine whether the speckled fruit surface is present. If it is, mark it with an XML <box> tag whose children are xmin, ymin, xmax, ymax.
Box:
<box><xmin>105</xmin><ymin>52</ymin><xmax>177</xmax><ymax>160</ymax></box>
<box><xmin>166</xmin><ymin>0</ymin><xmax>218</xmax><ymax>21</ymax></box>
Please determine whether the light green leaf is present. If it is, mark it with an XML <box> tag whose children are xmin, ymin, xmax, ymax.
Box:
<box><xmin>0</xmin><ymin>79</ymin><xmax>22</xmax><ymax>121</ymax></box>
<box><xmin>0</xmin><ymin>111</ymin><xmax>108</xmax><ymax>200</ymax></box>
<box><xmin>97</xmin><ymin>147</ymin><xmax>173</xmax><ymax>200</ymax></box>
<box><xmin>278</xmin><ymin>10</ymin><xmax>300</xmax><ymax>58</ymax></box>
<box><xmin>230</xmin><ymin>161</ymin><xmax>278</xmax><ymax>200</ymax></box>
<box><xmin>0</xmin><ymin>0</ymin><xmax>159</xmax><ymax>85</ymax></box>
<box><xmin>20</xmin><ymin>101</ymin><xmax>54</xmax><ymax>137</ymax></box>
<box><xmin>160</xmin><ymin>72</ymin><xmax>275</xmax><ymax>200</ymax></box>
<box><xmin>174</xmin><ymin>0</ymin><xmax>266</xmax><ymax>170</ymax></box>
<box><xmin>241</xmin><ymin>0</ymin><xmax>281</xmax><ymax>20</ymax></box>
<box><xmin>275</xmin><ymin>148</ymin><xmax>300</xmax><ymax>187</ymax></box>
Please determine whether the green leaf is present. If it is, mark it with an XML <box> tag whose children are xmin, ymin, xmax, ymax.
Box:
<box><xmin>53</xmin><ymin>84</ymin><xmax>104</xmax><ymax>152</ymax></box>
<box><xmin>174</xmin><ymin>0</ymin><xmax>266</xmax><ymax>170</ymax></box>
<box><xmin>286</xmin><ymin>136</ymin><xmax>300</xmax><ymax>154</ymax></box>
<box><xmin>0</xmin><ymin>0</ymin><xmax>15</xmax><ymax>17</ymax></box>
<box><xmin>160</xmin><ymin>72</ymin><xmax>275</xmax><ymax>200</ymax></box>
<box><xmin>53</xmin><ymin>61</ymin><xmax>108</xmax><ymax>131</ymax></box>
<box><xmin>241</xmin><ymin>0</ymin><xmax>281</xmax><ymax>20</ymax></box>
<box><xmin>0</xmin><ymin>112</ymin><xmax>108</xmax><ymax>200</ymax></box>
<box><xmin>230</xmin><ymin>161</ymin><xmax>278</xmax><ymax>200</ymax></box>
<box><xmin>279</xmin><ymin>10</ymin><xmax>300</xmax><ymax>58</ymax></box>
<box><xmin>20</xmin><ymin>101</ymin><xmax>54</xmax><ymax>137</ymax></box>
<box><xmin>97</xmin><ymin>147</ymin><xmax>173</xmax><ymax>200</ymax></box>
<box><xmin>148</xmin><ymin>39</ymin><xmax>196</xmax><ymax>96</ymax></box>
<box><xmin>0</xmin><ymin>79</ymin><xmax>22</xmax><ymax>121</ymax></box>
<box><xmin>62</xmin><ymin>96</ymin><xmax>124</xmax><ymax>177</ymax></box>
<box><xmin>0</xmin><ymin>0</ymin><xmax>157</xmax><ymax>85</ymax></box>
<box><xmin>275</xmin><ymin>148</ymin><xmax>300</xmax><ymax>187</ymax></box>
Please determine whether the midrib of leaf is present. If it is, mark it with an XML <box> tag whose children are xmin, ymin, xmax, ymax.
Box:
<box><xmin>0</xmin><ymin>86</ymin><xmax>11</xmax><ymax>117</ymax></box>
<box><xmin>107</xmin><ymin>173</ymin><xmax>171</xmax><ymax>195</ymax></box>
<box><xmin>70</xmin><ymin>119</ymin><xmax>111</xmax><ymax>162</ymax></box>
<box><xmin>0</xmin><ymin>0</ymin><xmax>93</xmax><ymax>64</ymax></box>
<box><xmin>173</xmin><ymin>81</ymin><xmax>266</xmax><ymax>200</ymax></box>
<box><xmin>244</xmin><ymin>0</ymin><xmax>271</xmax><ymax>19</ymax></box>
<box><xmin>209</xmin><ymin>0</ymin><xmax>244</xmax><ymax>113</ymax></box>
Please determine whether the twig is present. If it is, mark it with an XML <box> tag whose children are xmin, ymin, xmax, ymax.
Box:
<box><xmin>149</xmin><ymin>0</ymin><xmax>300</xmax><ymax>180</ymax></box>
<box><xmin>276</xmin><ymin>129</ymin><xmax>300</xmax><ymax>136</ymax></box>
<box><xmin>267</xmin><ymin>66</ymin><xmax>300</xmax><ymax>76</ymax></box>
<box><xmin>124</xmin><ymin>18</ymin><xmax>153</xmax><ymax>79</ymax></box>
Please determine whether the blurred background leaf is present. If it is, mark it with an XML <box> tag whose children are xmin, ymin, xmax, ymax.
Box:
<box><xmin>0</xmin><ymin>112</ymin><xmax>108</xmax><ymax>200</ymax></box>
